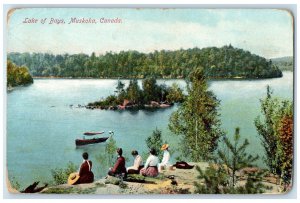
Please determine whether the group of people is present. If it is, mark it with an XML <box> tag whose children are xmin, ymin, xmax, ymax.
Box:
<box><xmin>68</xmin><ymin>144</ymin><xmax>172</xmax><ymax>185</ymax></box>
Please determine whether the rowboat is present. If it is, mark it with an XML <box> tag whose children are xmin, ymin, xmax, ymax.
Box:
<box><xmin>83</xmin><ymin>131</ymin><xmax>104</xmax><ymax>135</ymax></box>
<box><xmin>75</xmin><ymin>137</ymin><xmax>109</xmax><ymax>146</ymax></box>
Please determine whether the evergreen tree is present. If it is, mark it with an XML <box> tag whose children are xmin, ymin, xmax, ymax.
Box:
<box><xmin>145</xmin><ymin>128</ymin><xmax>164</xmax><ymax>159</ymax></box>
<box><xmin>194</xmin><ymin>127</ymin><xmax>267</xmax><ymax>194</ymax></box>
<box><xmin>126</xmin><ymin>79</ymin><xmax>142</xmax><ymax>104</ymax></box>
<box><xmin>142</xmin><ymin>76</ymin><xmax>160</xmax><ymax>103</ymax></box>
<box><xmin>217</xmin><ymin>127</ymin><xmax>259</xmax><ymax>186</ymax></box>
<box><xmin>194</xmin><ymin>164</ymin><xmax>229</xmax><ymax>194</ymax></box>
<box><xmin>169</xmin><ymin>67</ymin><xmax>224</xmax><ymax>161</ymax></box>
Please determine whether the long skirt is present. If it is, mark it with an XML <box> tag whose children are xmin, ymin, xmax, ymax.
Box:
<box><xmin>127</xmin><ymin>165</ymin><xmax>144</xmax><ymax>174</ymax></box>
<box><xmin>77</xmin><ymin>172</ymin><xmax>94</xmax><ymax>184</ymax></box>
<box><xmin>140</xmin><ymin>166</ymin><xmax>159</xmax><ymax>177</ymax></box>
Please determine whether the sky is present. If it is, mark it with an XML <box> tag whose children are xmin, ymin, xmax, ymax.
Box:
<box><xmin>7</xmin><ymin>8</ymin><xmax>293</xmax><ymax>59</ymax></box>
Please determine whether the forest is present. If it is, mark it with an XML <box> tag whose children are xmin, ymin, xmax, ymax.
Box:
<box><xmin>8</xmin><ymin>45</ymin><xmax>282</xmax><ymax>79</ymax></box>
<box><xmin>272</xmin><ymin>56</ymin><xmax>293</xmax><ymax>71</ymax></box>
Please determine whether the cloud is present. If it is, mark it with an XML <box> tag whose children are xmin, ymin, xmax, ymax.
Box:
<box><xmin>7</xmin><ymin>9</ymin><xmax>293</xmax><ymax>58</ymax></box>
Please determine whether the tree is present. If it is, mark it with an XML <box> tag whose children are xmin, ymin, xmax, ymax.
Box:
<box><xmin>169</xmin><ymin>67</ymin><xmax>224</xmax><ymax>161</ymax></box>
<box><xmin>194</xmin><ymin>164</ymin><xmax>229</xmax><ymax>194</ymax></box>
<box><xmin>126</xmin><ymin>79</ymin><xmax>142</xmax><ymax>104</ymax></box>
<box><xmin>277</xmin><ymin>114</ymin><xmax>293</xmax><ymax>189</ymax></box>
<box><xmin>116</xmin><ymin>79</ymin><xmax>125</xmax><ymax>95</ymax></box>
<box><xmin>142</xmin><ymin>76</ymin><xmax>160</xmax><ymax>103</ymax></box>
<box><xmin>145</xmin><ymin>128</ymin><xmax>164</xmax><ymax>159</ymax></box>
<box><xmin>7</xmin><ymin>60</ymin><xmax>33</xmax><ymax>88</ymax></box>
<box><xmin>254</xmin><ymin>86</ymin><xmax>293</xmax><ymax>185</ymax></box>
<box><xmin>194</xmin><ymin>128</ymin><xmax>267</xmax><ymax>194</ymax></box>
<box><xmin>217</xmin><ymin>127</ymin><xmax>259</xmax><ymax>186</ymax></box>
<box><xmin>8</xmin><ymin>46</ymin><xmax>282</xmax><ymax>79</ymax></box>
<box><xmin>106</xmin><ymin>136</ymin><xmax>118</xmax><ymax>166</ymax></box>
<box><xmin>166</xmin><ymin>83</ymin><xmax>185</xmax><ymax>103</ymax></box>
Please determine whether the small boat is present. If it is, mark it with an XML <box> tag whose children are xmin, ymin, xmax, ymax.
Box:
<box><xmin>75</xmin><ymin>137</ymin><xmax>109</xmax><ymax>146</ymax></box>
<box><xmin>83</xmin><ymin>131</ymin><xmax>105</xmax><ymax>136</ymax></box>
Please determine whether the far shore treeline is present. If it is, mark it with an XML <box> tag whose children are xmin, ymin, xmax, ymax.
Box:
<box><xmin>8</xmin><ymin>45</ymin><xmax>283</xmax><ymax>79</ymax></box>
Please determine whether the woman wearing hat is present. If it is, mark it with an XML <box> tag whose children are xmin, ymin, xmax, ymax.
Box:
<box><xmin>127</xmin><ymin>150</ymin><xmax>144</xmax><ymax>174</ymax></box>
<box><xmin>68</xmin><ymin>152</ymin><xmax>94</xmax><ymax>185</ymax></box>
<box><xmin>140</xmin><ymin>148</ymin><xmax>159</xmax><ymax>177</ymax></box>
<box><xmin>158</xmin><ymin>144</ymin><xmax>171</xmax><ymax>172</ymax></box>
<box><xmin>108</xmin><ymin>148</ymin><xmax>127</xmax><ymax>178</ymax></box>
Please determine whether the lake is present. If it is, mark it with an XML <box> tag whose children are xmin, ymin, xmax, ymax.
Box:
<box><xmin>6</xmin><ymin>71</ymin><xmax>293</xmax><ymax>188</ymax></box>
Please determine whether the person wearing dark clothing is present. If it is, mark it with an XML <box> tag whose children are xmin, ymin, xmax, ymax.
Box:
<box><xmin>77</xmin><ymin>152</ymin><xmax>94</xmax><ymax>184</ymax></box>
<box><xmin>108</xmin><ymin>148</ymin><xmax>127</xmax><ymax>178</ymax></box>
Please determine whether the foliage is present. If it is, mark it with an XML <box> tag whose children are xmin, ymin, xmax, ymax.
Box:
<box><xmin>169</xmin><ymin>67</ymin><xmax>224</xmax><ymax>161</ymax></box>
<box><xmin>233</xmin><ymin>170</ymin><xmax>270</xmax><ymax>194</ymax></box>
<box><xmin>142</xmin><ymin>77</ymin><xmax>161</xmax><ymax>103</ymax></box>
<box><xmin>194</xmin><ymin>164</ymin><xmax>268</xmax><ymax>194</ymax></box>
<box><xmin>7</xmin><ymin>60</ymin><xmax>33</xmax><ymax>87</ymax></box>
<box><xmin>194</xmin><ymin>164</ymin><xmax>229</xmax><ymax>194</ymax></box>
<box><xmin>194</xmin><ymin>129</ymin><xmax>267</xmax><ymax>194</ymax></box>
<box><xmin>254</xmin><ymin>86</ymin><xmax>293</xmax><ymax>186</ymax></box>
<box><xmin>217</xmin><ymin>127</ymin><xmax>259</xmax><ymax>186</ymax></box>
<box><xmin>51</xmin><ymin>162</ymin><xmax>77</xmax><ymax>185</ymax></box>
<box><xmin>277</xmin><ymin>115</ymin><xmax>293</xmax><ymax>188</ymax></box>
<box><xmin>87</xmin><ymin>77</ymin><xmax>184</xmax><ymax>109</ymax></box>
<box><xmin>105</xmin><ymin>136</ymin><xmax>118</xmax><ymax>166</ymax></box>
<box><xmin>145</xmin><ymin>128</ymin><xmax>164</xmax><ymax>159</ymax></box>
<box><xmin>8</xmin><ymin>45</ymin><xmax>282</xmax><ymax>79</ymax></box>
<box><xmin>272</xmin><ymin>56</ymin><xmax>293</xmax><ymax>71</ymax></box>
<box><xmin>126</xmin><ymin>79</ymin><xmax>143</xmax><ymax>104</ymax></box>
<box><xmin>166</xmin><ymin>83</ymin><xmax>185</xmax><ymax>103</ymax></box>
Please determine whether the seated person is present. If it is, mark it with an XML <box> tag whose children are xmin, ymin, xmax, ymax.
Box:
<box><xmin>108</xmin><ymin>148</ymin><xmax>127</xmax><ymax>178</ymax></box>
<box><xmin>68</xmin><ymin>152</ymin><xmax>94</xmax><ymax>185</ymax></box>
<box><xmin>140</xmin><ymin>148</ymin><xmax>159</xmax><ymax>177</ymax></box>
<box><xmin>158</xmin><ymin>144</ymin><xmax>171</xmax><ymax>172</ymax></box>
<box><xmin>127</xmin><ymin>150</ymin><xmax>144</xmax><ymax>174</ymax></box>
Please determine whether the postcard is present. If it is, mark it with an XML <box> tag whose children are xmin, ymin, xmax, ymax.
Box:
<box><xmin>6</xmin><ymin>7</ymin><xmax>294</xmax><ymax>195</ymax></box>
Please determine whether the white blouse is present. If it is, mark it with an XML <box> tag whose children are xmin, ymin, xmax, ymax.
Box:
<box><xmin>161</xmin><ymin>150</ymin><xmax>171</xmax><ymax>166</ymax></box>
<box><xmin>133</xmin><ymin>155</ymin><xmax>143</xmax><ymax>169</ymax></box>
<box><xmin>144</xmin><ymin>154</ymin><xmax>159</xmax><ymax>168</ymax></box>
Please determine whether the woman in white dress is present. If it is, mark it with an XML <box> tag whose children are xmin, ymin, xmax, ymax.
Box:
<box><xmin>158</xmin><ymin>144</ymin><xmax>171</xmax><ymax>172</ymax></box>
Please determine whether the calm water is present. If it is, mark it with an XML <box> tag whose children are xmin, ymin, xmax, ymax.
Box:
<box><xmin>7</xmin><ymin>72</ymin><xmax>293</xmax><ymax>188</ymax></box>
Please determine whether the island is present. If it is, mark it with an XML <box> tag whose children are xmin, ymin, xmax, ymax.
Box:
<box><xmin>8</xmin><ymin>45</ymin><xmax>282</xmax><ymax>79</ymax></box>
<box><xmin>86</xmin><ymin>77</ymin><xmax>185</xmax><ymax>110</ymax></box>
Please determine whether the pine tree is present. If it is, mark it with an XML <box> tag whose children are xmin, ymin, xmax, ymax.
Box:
<box><xmin>194</xmin><ymin>127</ymin><xmax>267</xmax><ymax>194</ymax></box>
<box><xmin>169</xmin><ymin>67</ymin><xmax>224</xmax><ymax>161</ymax></box>
<box><xmin>145</xmin><ymin>128</ymin><xmax>164</xmax><ymax>159</ymax></box>
<box><xmin>194</xmin><ymin>164</ymin><xmax>229</xmax><ymax>194</ymax></box>
<box><xmin>217</xmin><ymin>127</ymin><xmax>259</xmax><ymax>186</ymax></box>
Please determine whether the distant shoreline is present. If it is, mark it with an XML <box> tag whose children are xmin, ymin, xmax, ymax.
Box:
<box><xmin>32</xmin><ymin>73</ymin><xmax>289</xmax><ymax>81</ymax></box>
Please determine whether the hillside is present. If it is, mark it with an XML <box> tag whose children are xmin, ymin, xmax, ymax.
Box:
<box><xmin>14</xmin><ymin>163</ymin><xmax>280</xmax><ymax>195</ymax></box>
<box><xmin>271</xmin><ymin>56</ymin><xmax>293</xmax><ymax>71</ymax></box>
<box><xmin>8</xmin><ymin>45</ymin><xmax>282</xmax><ymax>79</ymax></box>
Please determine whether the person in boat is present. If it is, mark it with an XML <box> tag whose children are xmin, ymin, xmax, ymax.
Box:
<box><xmin>158</xmin><ymin>144</ymin><xmax>171</xmax><ymax>172</ymax></box>
<box><xmin>140</xmin><ymin>148</ymin><xmax>159</xmax><ymax>177</ymax></box>
<box><xmin>127</xmin><ymin>150</ymin><xmax>144</xmax><ymax>174</ymax></box>
<box><xmin>68</xmin><ymin>152</ymin><xmax>94</xmax><ymax>185</ymax></box>
<box><xmin>108</xmin><ymin>148</ymin><xmax>127</xmax><ymax>178</ymax></box>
